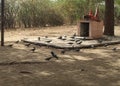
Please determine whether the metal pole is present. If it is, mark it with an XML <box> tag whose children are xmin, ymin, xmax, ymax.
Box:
<box><xmin>1</xmin><ymin>0</ymin><xmax>5</xmax><ymax>46</ymax></box>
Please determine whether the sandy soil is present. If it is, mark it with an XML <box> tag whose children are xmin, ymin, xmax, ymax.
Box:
<box><xmin>0</xmin><ymin>25</ymin><xmax>120</xmax><ymax>86</ymax></box>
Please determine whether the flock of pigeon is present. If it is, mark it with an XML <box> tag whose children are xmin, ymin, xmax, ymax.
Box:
<box><xmin>6</xmin><ymin>39</ymin><xmax>59</xmax><ymax>61</ymax></box>
<box><xmin>6</xmin><ymin>33</ymin><xmax>120</xmax><ymax>61</ymax></box>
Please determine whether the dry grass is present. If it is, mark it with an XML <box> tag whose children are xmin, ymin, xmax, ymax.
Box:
<box><xmin>5</xmin><ymin>25</ymin><xmax>120</xmax><ymax>41</ymax></box>
<box><xmin>0</xmin><ymin>25</ymin><xmax>120</xmax><ymax>86</ymax></box>
<box><xmin>5</xmin><ymin>25</ymin><xmax>77</xmax><ymax>41</ymax></box>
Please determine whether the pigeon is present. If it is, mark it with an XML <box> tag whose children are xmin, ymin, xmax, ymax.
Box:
<box><xmin>7</xmin><ymin>44</ymin><xmax>13</xmax><ymax>47</ymax></box>
<box><xmin>69</xmin><ymin>38</ymin><xmax>75</xmax><ymax>41</ymax></box>
<box><xmin>76</xmin><ymin>41</ymin><xmax>82</xmax><ymax>44</ymax></box>
<box><xmin>75</xmin><ymin>48</ymin><xmax>80</xmax><ymax>52</ymax></box>
<box><xmin>63</xmin><ymin>35</ymin><xmax>67</xmax><ymax>38</ymax></box>
<box><xmin>15</xmin><ymin>40</ymin><xmax>19</xmax><ymax>43</ymax></box>
<box><xmin>45</xmin><ymin>57</ymin><xmax>52</xmax><ymax>61</ymax></box>
<box><xmin>38</xmin><ymin>37</ymin><xmax>40</xmax><ymax>41</ymax></box>
<box><xmin>19</xmin><ymin>71</ymin><xmax>32</xmax><ymax>74</ymax></box>
<box><xmin>38</xmin><ymin>44</ymin><xmax>41</xmax><ymax>47</ymax></box>
<box><xmin>9</xmin><ymin>61</ymin><xmax>16</xmax><ymax>65</ymax></box>
<box><xmin>25</xmin><ymin>43</ymin><xmax>31</xmax><ymax>47</ymax></box>
<box><xmin>112</xmin><ymin>47</ymin><xmax>117</xmax><ymax>52</ymax></box>
<box><xmin>104</xmin><ymin>44</ymin><xmax>109</xmax><ymax>47</ymax></box>
<box><xmin>51</xmin><ymin>51</ymin><xmax>58</xmax><ymax>59</ymax></box>
<box><xmin>73</xmin><ymin>33</ymin><xmax>76</xmax><ymax>37</ymax></box>
<box><xmin>67</xmin><ymin>42</ymin><xmax>74</xmax><ymax>45</ymax></box>
<box><xmin>70</xmin><ymin>33</ymin><xmax>76</xmax><ymax>39</ymax></box>
<box><xmin>75</xmin><ymin>39</ymin><xmax>81</xmax><ymax>42</ymax></box>
<box><xmin>83</xmin><ymin>37</ymin><xmax>86</xmax><ymax>40</ymax></box>
<box><xmin>91</xmin><ymin>45</ymin><xmax>95</xmax><ymax>49</ymax></box>
<box><xmin>58</xmin><ymin>36</ymin><xmax>62</xmax><ymax>39</ymax></box>
<box><xmin>61</xmin><ymin>50</ymin><xmax>65</xmax><ymax>54</ymax></box>
<box><xmin>61</xmin><ymin>37</ymin><xmax>66</xmax><ymax>41</ymax></box>
<box><xmin>70</xmin><ymin>36</ymin><xmax>75</xmax><ymax>39</ymax></box>
<box><xmin>45</xmin><ymin>36</ymin><xmax>48</xmax><ymax>38</ymax></box>
<box><xmin>23</xmin><ymin>38</ymin><xmax>28</xmax><ymax>40</ymax></box>
<box><xmin>80</xmin><ymin>69</ymin><xmax>85</xmax><ymax>71</ymax></box>
<box><xmin>97</xmin><ymin>39</ymin><xmax>103</xmax><ymax>43</ymax></box>
<box><xmin>31</xmin><ymin>47</ymin><xmax>36</xmax><ymax>52</ymax></box>
<box><xmin>62</xmin><ymin>35</ymin><xmax>67</xmax><ymax>40</ymax></box>
<box><xmin>45</xmin><ymin>40</ymin><xmax>52</xmax><ymax>43</ymax></box>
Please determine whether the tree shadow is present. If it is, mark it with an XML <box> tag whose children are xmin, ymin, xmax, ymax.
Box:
<box><xmin>0</xmin><ymin>46</ymin><xmax>120</xmax><ymax>86</ymax></box>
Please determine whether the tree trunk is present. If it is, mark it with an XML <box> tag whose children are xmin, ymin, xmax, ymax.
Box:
<box><xmin>104</xmin><ymin>0</ymin><xmax>114</xmax><ymax>36</ymax></box>
<box><xmin>1</xmin><ymin>0</ymin><xmax>5</xmax><ymax>46</ymax></box>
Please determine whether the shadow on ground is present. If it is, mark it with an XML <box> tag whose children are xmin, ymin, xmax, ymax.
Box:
<box><xmin>0</xmin><ymin>43</ymin><xmax>120</xmax><ymax>86</ymax></box>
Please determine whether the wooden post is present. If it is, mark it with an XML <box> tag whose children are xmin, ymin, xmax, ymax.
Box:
<box><xmin>1</xmin><ymin>0</ymin><xmax>5</xmax><ymax>46</ymax></box>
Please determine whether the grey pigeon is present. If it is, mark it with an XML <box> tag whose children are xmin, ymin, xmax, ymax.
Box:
<box><xmin>61</xmin><ymin>37</ymin><xmax>66</xmax><ymax>40</ymax></box>
<box><xmin>38</xmin><ymin>37</ymin><xmax>40</xmax><ymax>41</ymax></box>
<box><xmin>76</xmin><ymin>41</ymin><xmax>82</xmax><ymax>44</ymax></box>
<box><xmin>73</xmin><ymin>33</ymin><xmax>76</xmax><ymax>37</ymax></box>
<box><xmin>19</xmin><ymin>71</ymin><xmax>32</xmax><ymax>74</ymax></box>
<box><xmin>75</xmin><ymin>39</ymin><xmax>81</xmax><ymax>42</ymax></box>
<box><xmin>45</xmin><ymin>36</ymin><xmax>48</xmax><ymax>38</ymax></box>
<box><xmin>75</xmin><ymin>48</ymin><xmax>80</xmax><ymax>52</ymax></box>
<box><xmin>91</xmin><ymin>45</ymin><xmax>95</xmax><ymax>48</ymax></box>
<box><xmin>112</xmin><ymin>47</ymin><xmax>117</xmax><ymax>52</ymax></box>
<box><xmin>9</xmin><ymin>61</ymin><xmax>16</xmax><ymax>65</ymax></box>
<box><xmin>104</xmin><ymin>44</ymin><xmax>109</xmax><ymax>47</ymax></box>
<box><xmin>61</xmin><ymin>50</ymin><xmax>65</xmax><ymax>54</ymax></box>
<box><xmin>70</xmin><ymin>36</ymin><xmax>75</xmax><ymax>39</ymax></box>
<box><xmin>69</xmin><ymin>38</ymin><xmax>75</xmax><ymax>41</ymax></box>
<box><xmin>67</xmin><ymin>42</ymin><xmax>74</xmax><ymax>45</ymax></box>
<box><xmin>45</xmin><ymin>40</ymin><xmax>52</xmax><ymax>43</ymax></box>
<box><xmin>80</xmin><ymin>69</ymin><xmax>85</xmax><ymax>71</ymax></box>
<box><xmin>7</xmin><ymin>44</ymin><xmax>13</xmax><ymax>47</ymax></box>
<box><xmin>63</xmin><ymin>35</ymin><xmax>67</xmax><ymax>38</ymax></box>
<box><xmin>58</xmin><ymin>36</ymin><xmax>62</xmax><ymax>39</ymax></box>
<box><xmin>70</xmin><ymin>33</ymin><xmax>76</xmax><ymax>39</ymax></box>
<box><xmin>31</xmin><ymin>47</ymin><xmax>36</xmax><ymax>52</ymax></box>
<box><xmin>25</xmin><ymin>43</ymin><xmax>31</xmax><ymax>47</ymax></box>
<box><xmin>97</xmin><ymin>39</ymin><xmax>103</xmax><ymax>43</ymax></box>
<box><xmin>51</xmin><ymin>51</ymin><xmax>58</xmax><ymax>59</ymax></box>
<box><xmin>45</xmin><ymin>57</ymin><xmax>52</xmax><ymax>61</ymax></box>
<box><xmin>15</xmin><ymin>40</ymin><xmax>19</xmax><ymax>43</ymax></box>
<box><xmin>83</xmin><ymin>37</ymin><xmax>86</xmax><ymax>40</ymax></box>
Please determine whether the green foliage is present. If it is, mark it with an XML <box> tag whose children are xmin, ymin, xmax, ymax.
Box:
<box><xmin>17</xmin><ymin>0</ymin><xmax>64</xmax><ymax>27</ymax></box>
<box><xmin>55</xmin><ymin>0</ymin><xmax>105</xmax><ymax>24</ymax></box>
<box><xmin>2</xmin><ymin>0</ymin><xmax>120</xmax><ymax>28</ymax></box>
<box><xmin>115</xmin><ymin>0</ymin><xmax>120</xmax><ymax>25</ymax></box>
<box><xmin>55</xmin><ymin>0</ymin><xmax>87</xmax><ymax>24</ymax></box>
<box><xmin>4</xmin><ymin>0</ymin><xmax>19</xmax><ymax>28</ymax></box>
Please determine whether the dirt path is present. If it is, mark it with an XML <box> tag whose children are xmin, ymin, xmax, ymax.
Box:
<box><xmin>0</xmin><ymin>26</ymin><xmax>120</xmax><ymax>86</ymax></box>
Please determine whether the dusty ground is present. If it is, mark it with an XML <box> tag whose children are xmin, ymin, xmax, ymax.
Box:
<box><xmin>0</xmin><ymin>25</ymin><xmax>120</xmax><ymax>86</ymax></box>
